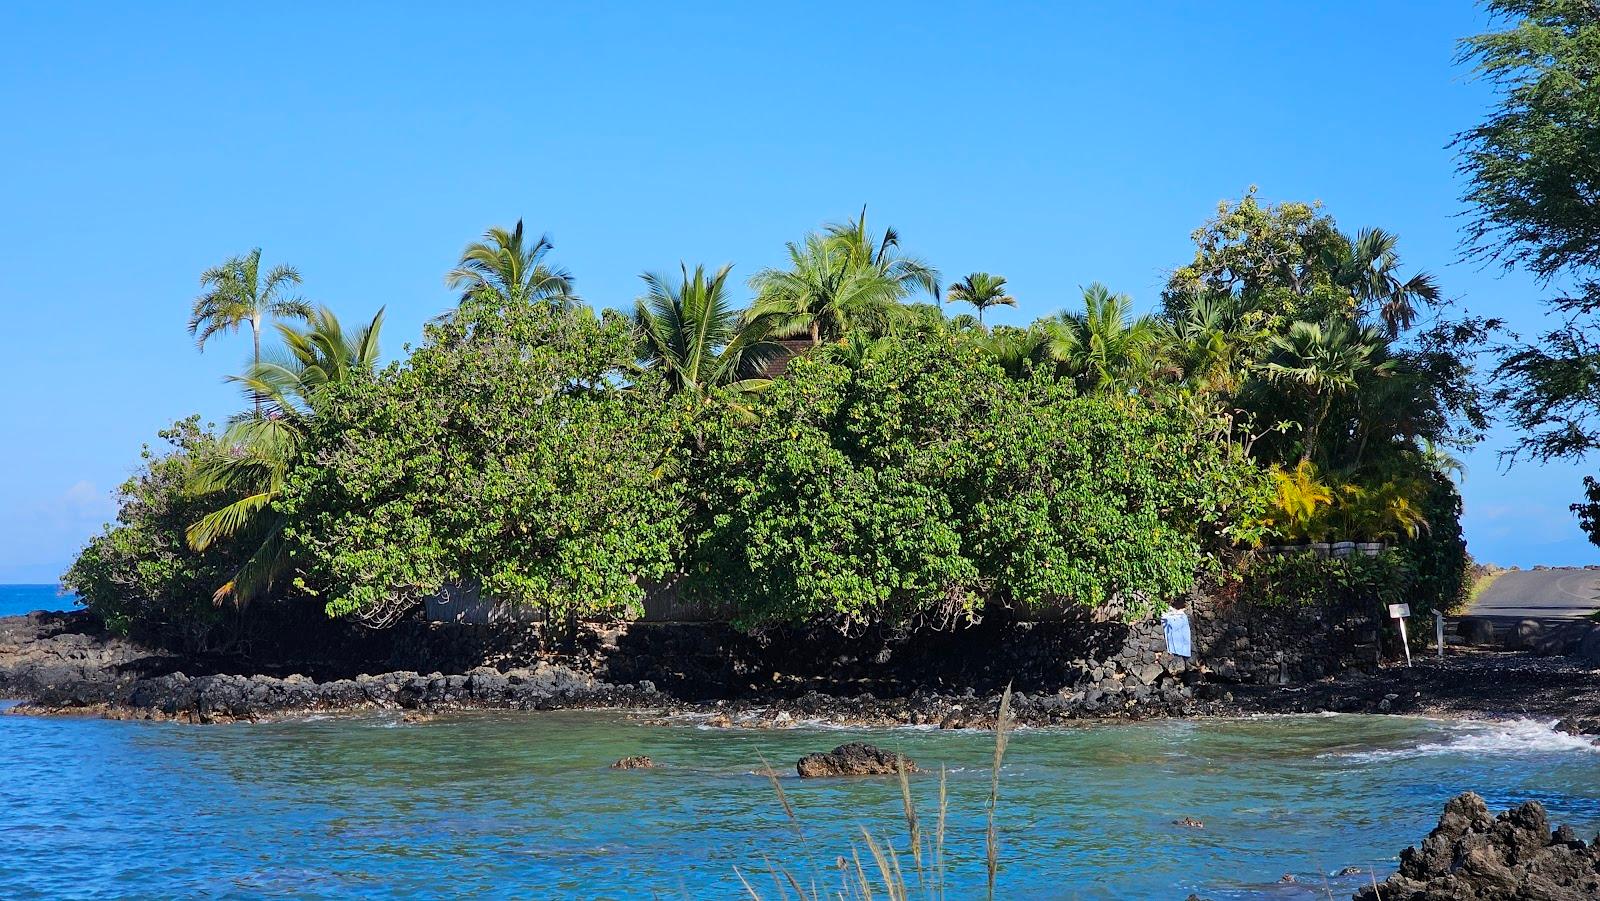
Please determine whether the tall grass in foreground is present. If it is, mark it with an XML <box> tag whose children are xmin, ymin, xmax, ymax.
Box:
<box><xmin>735</xmin><ymin>685</ymin><xmax>1014</xmax><ymax>901</ymax></box>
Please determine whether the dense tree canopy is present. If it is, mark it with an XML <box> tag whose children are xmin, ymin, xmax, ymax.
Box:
<box><xmin>687</xmin><ymin>339</ymin><xmax>1271</xmax><ymax>630</ymax></box>
<box><xmin>1456</xmin><ymin>1</ymin><xmax>1600</xmax><ymax>543</ymax></box>
<box><xmin>69</xmin><ymin>199</ymin><xmax>1482</xmax><ymax>640</ymax></box>
<box><xmin>278</xmin><ymin>296</ymin><xmax>688</xmax><ymax>623</ymax></box>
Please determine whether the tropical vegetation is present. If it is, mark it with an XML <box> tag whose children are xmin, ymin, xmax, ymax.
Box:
<box><xmin>65</xmin><ymin>194</ymin><xmax>1486</xmax><ymax>645</ymax></box>
<box><xmin>1455</xmin><ymin>0</ymin><xmax>1600</xmax><ymax>546</ymax></box>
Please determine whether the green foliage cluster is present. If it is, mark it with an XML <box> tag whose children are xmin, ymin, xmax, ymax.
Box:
<box><xmin>69</xmin><ymin>197</ymin><xmax>1481</xmax><ymax>637</ymax></box>
<box><xmin>61</xmin><ymin>418</ymin><xmax>237</xmax><ymax>646</ymax></box>
<box><xmin>687</xmin><ymin>340</ymin><xmax>1272</xmax><ymax>629</ymax></box>
<box><xmin>1455</xmin><ymin>1</ymin><xmax>1600</xmax><ymax>547</ymax></box>
<box><xmin>1238</xmin><ymin>474</ymin><xmax>1470</xmax><ymax>630</ymax></box>
<box><xmin>279</xmin><ymin>296</ymin><xmax>689</xmax><ymax>622</ymax></box>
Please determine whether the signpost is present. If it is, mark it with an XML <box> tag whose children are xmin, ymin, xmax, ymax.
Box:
<box><xmin>1388</xmin><ymin>603</ymin><xmax>1412</xmax><ymax>667</ymax></box>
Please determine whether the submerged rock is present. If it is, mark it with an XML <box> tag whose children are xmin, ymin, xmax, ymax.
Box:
<box><xmin>1354</xmin><ymin>792</ymin><xmax>1600</xmax><ymax>901</ymax></box>
<box><xmin>610</xmin><ymin>755</ymin><xmax>654</xmax><ymax>769</ymax></box>
<box><xmin>796</xmin><ymin>742</ymin><xmax>917</xmax><ymax>778</ymax></box>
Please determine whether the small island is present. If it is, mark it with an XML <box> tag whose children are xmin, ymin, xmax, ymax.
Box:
<box><xmin>4</xmin><ymin>2</ymin><xmax>1600</xmax><ymax>899</ymax></box>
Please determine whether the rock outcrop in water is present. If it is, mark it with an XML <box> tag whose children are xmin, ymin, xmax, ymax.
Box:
<box><xmin>1354</xmin><ymin>792</ymin><xmax>1600</xmax><ymax>901</ymax></box>
<box><xmin>796</xmin><ymin>742</ymin><xmax>917</xmax><ymax>778</ymax></box>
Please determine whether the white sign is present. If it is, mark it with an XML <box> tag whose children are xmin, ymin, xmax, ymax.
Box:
<box><xmin>1389</xmin><ymin>603</ymin><xmax>1413</xmax><ymax>667</ymax></box>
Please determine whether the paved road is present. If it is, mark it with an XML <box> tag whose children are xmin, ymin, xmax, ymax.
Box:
<box><xmin>1466</xmin><ymin>567</ymin><xmax>1600</xmax><ymax>621</ymax></box>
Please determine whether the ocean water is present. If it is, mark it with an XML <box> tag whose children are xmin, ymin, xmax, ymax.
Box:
<box><xmin>0</xmin><ymin>709</ymin><xmax>1593</xmax><ymax>900</ymax></box>
<box><xmin>0</xmin><ymin>584</ymin><xmax>74</xmax><ymax>617</ymax></box>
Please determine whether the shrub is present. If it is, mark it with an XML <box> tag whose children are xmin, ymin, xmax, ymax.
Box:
<box><xmin>61</xmin><ymin>417</ymin><xmax>241</xmax><ymax>647</ymax></box>
<box><xmin>1398</xmin><ymin>473</ymin><xmax>1471</xmax><ymax>619</ymax></box>
<box><xmin>1237</xmin><ymin>474</ymin><xmax>1468</xmax><ymax>645</ymax></box>
<box><xmin>688</xmin><ymin>339</ymin><xmax>1271</xmax><ymax>628</ymax></box>
<box><xmin>279</xmin><ymin>298</ymin><xmax>689</xmax><ymax>622</ymax></box>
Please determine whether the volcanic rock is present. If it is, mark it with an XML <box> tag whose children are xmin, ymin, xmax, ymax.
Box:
<box><xmin>1354</xmin><ymin>792</ymin><xmax>1600</xmax><ymax>900</ymax></box>
<box><xmin>795</xmin><ymin>742</ymin><xmax>917</xmax><ymax>778</ymax></box>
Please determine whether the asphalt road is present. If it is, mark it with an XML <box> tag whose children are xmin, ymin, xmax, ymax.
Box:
<box><xmin>1466</xmin><ymin>567</ymin><xmax>1600</xmax><ymax>621</ymax></box>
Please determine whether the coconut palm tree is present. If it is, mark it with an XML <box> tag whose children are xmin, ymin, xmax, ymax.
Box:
<box><xmin>445</xmin><ymin>219</ymin><xmax>575</xmax><ymax>306</ymax></box>
<box><xmin>186</xmin><ymin>306</ymin><xmax>384</xmax><ymax>606</ymax></box>
<box><xmin>1322</xmin><ymin>227</ymin><xmax>1442</xmax><ymax>337</ymax></box>
<box><xmin>946</xmin><ymin>272</ymin><xmax>1015</xmax><ymax>325</ymax></box>
<box><xmin>632</xmin><ymin>263</ymin><xmax>778</xmax><ymax>398</ymax></box>
<box><xmin>1042</xmin><ymin>283</ymin><xmax>1160</xmax><ymax>392</ymax></box>
<box><xmin>188</xmin><ymin>248</ymin><xmax>311</xmax><ymax>416</ymax></box>
<box><xmin>823</xmin><ymin>206</ymin><xmax>941</xmax><ymax>301</ymax></box>
<box><xmin>1263</xmin><ymin>319</ymin><xmax>1393</xmax><ymax>463</ymax></box>
<box><xmin>749</xmin><ymin>234</ymin><xmax>904</xmax><ymax>346</ymax></box>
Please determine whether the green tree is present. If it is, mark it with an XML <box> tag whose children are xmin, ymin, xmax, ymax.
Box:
<box><xmin>1321</xmin><ymin>227</ymin><xmax>1442</xmax><ymax>338</ymax></box>
<box><xmin>749</xmin><ymin>233</ymin><xmax>904</xmax><ymax>346</ymax></box>
<box><xmin>1457</xmin><ymin>2</ymin><xmax>1600</xmax><ymax>462</ymax></box>
<box><xmin>186</xmin><ymin>306</ymin><xmax>385</xmax><ymax>605</ymax></box>
<box><xmin>824</xmin><ymin>206</ymin><xmax>941</xmax><ymax>301</ymax></box>
<box><xmin>445</xmin><ymin>219</ymin><xmax>575</xmax><ymax>306</ymax></box>
<box><xmin>1262</xmin><ymin>319</ymin><xmax>1393</xmax><ymax>464</ymax></box>
<box><xmin>188</xmin><ymin>248</ymin><xmax>311</xmax><ymax>416</ymax></box>
<box><xmin>632</xmin><ymin>263</ymin><xmax>776</xmax><ymax>398</ymax></box>
<box><xmin>1043</xmin><ymin>283</ymin><xmax>1159</xmax><ymax>392</ymax></box>
<box><xmin>63</xmin><ymin>417</ymin><xmax>244</xmax><ymax>647</ymax></box>
<box><xmin>1157</xmin><ymin>292</ymin><xmax>1257</xmax><ymax>396</ymax></box>
<box><xmin>279</xmin><ymin>297</ymin><xmax>686</xmax><ymax>623</ymax></box>
<box><xmin>1163</xmin><ymin>189</ymin><xmax>1345</xmax><ymax>324</ymax></box>
<box><xmin>977</xmin><ymin>326</ymin><xmax>1047</xmax><ymax>379</ymax></box>
<box><xmin>946</xmin><ymin>272</ymin><xmax>1016</xmax><ymax>325</ymax></box>
<box><xmin>688</xmin><ymin>340</ymin><xmax>1269</xmax><ymax>628</ymax></box>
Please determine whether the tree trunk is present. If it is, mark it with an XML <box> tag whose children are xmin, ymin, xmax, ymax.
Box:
<box><xmin>1302</xmin><ymin>392</ymin><xmax>1332</xmax><ymax>464</ymax></box>
<box><xmin>810</xmin><ymin>319</ymin><xmax>821</xmax><ymax>347</ymax></box>
<box><xmin>251</xmin><ymin>313</ymin><xmax>262</xmax><ymax>417</ymax></box>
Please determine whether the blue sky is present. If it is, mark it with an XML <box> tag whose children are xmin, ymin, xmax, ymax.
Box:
<box><xmin>0</xmin><ymin>1</ymin><xmax>1593</xmax><ymax>582</ymax></box>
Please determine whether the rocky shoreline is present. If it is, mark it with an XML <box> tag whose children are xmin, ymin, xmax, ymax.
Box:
<box><xmin>5</xmin><ymin>609</ymin><xmax>1600</xmax><ymax>731</ymax></box>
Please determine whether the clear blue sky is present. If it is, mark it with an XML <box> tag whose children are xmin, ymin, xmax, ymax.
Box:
<box><xmin>0</xmin><ymin>1</ymin><xmax>1593</xmax><ymax>582</ymax></box>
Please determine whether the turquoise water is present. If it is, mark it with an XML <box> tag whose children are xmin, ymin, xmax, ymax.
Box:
<box><xmin>0</xmin><ymin>584</ymin><xmax>74</xmax><ymax>617</ymax></box>
<box><xmin>0</xmin><ymin>709</ymin><xmax>1594</xmax><ymax>899</ymax></box>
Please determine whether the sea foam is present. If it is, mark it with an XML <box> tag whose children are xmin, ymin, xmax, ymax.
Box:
<box><xmin>1323</xmin><ymin>718</ymin><xmax>1599</xmax><ymax>763</ymax></box>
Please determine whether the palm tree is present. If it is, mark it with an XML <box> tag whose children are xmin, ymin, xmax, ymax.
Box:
<box><xmin>445</xmin><ymin>219</ymin><xmax>575</xmax><ymax>306</ymax></box>
<box><xmin>979</xmin><ymin>326</ymin><xmax>1047</xmax><ymax>379</ymax></box>
<box><xmin>1158</xmin><ymin>292</ymin><xmax>1257</xmax><ymax>395</ymax></box>
<box><xmin>186</xmin><ymin>306</ymin><xmax>385</xmax><ymax>606</ymax></box>
<box><xmin>1263</xmin><ymin>319</ymin><xmax>1393</xmax><ymax>463</ymax></box>
<box><xmin>632</xmin><ymin>263</ymin><xmax>777</xmax><ymax>398</ymax></box>
<box><xmin>1042</xmin><ymin>283</ymin><xmax>1160</xmax><ymax>392</ymax></box>
<box><xmin>1420</xmin><ymin>438</ymin><xmax>1466</xmax><ymax>482</ymax></box>
<box><xmin>824</xmin><ymin>206</ymin><xmax>941</xmax><ymax>301</ymax></box>
<box><xmin>1322</xmin><ymin>227</ymin><xmax>1442</xmax><ymax>337</ymax></box>
<box><xmin>188</xmin><ymin>248</ymin><xmax>311</xmax><ymax>416</ymax></box>
<box><xmin>749</xmin><ymin>234</ymin><xmax>904</xmax><ymax>346</ymax></box>
<box><xmin>946</xmin><ymin>272</ymin><xmax>1015</xmax><ymax>325</ymax></box>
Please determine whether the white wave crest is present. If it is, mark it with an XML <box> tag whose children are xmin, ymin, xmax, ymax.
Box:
<box><xmin>1324</xmin><ymin>719</ymin><xmax>1599</xmax><ymax>763</ymax></box>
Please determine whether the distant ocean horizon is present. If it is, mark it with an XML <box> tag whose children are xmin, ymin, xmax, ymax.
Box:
<box><xmin>0</xmin><ymin>584</ymin><xmax>76</xmax><ymax>617</ymax></box>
